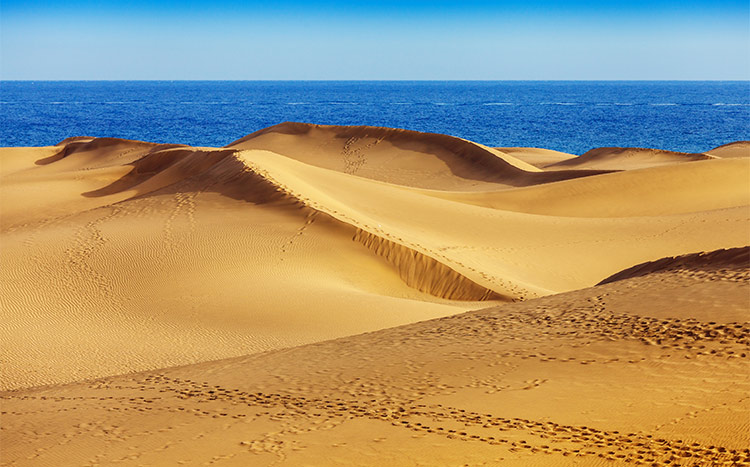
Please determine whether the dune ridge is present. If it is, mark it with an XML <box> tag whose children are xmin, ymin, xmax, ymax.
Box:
<box><xmin>107</xmin><ymin>145</ymin><xmax>512</xmax><ymax>301</ymax></box>
<box><xmin>193</xmin><ymin>148</ymin><xmax>510</xmax><ymax>301</ymax></box>
<box><xmin>229</xmin><ymin>121</ymin><xmax>543</xmax><ymax>172</ymax></box>
<box><xmin>598</xmin><ymin>246</ymin><xmax>750</xmax><ymax>285</ymax></box>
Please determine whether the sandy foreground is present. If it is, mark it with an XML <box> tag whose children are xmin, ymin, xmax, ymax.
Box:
<box><xmin>0</xmin><ymin>123</ymin><xmax>748</xmax><ymax>466</ymax></box>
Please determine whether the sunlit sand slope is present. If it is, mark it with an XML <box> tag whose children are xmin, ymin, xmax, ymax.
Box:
<box><xmin>1</xmin><ymin>127</ymin><xmax>748</xmax><ymax>394</ymax></box>
<box><xmin>706</xmin><ymin>141</ymin><xmax>750</xmax><ymax>159</ymax></box>
<box><xmin>545</xmin><ymin>147</ymin><xmax>715</xmax><ymax>171</ymax></box>
<box><xmin>415</xmin><ymin>158</ymin><xmax>750</xmax><ymax>217</ymax></box>
<box><xmin>493</xmin><ymin>147</ymin><xmax>577</xmax><ymax>168</ymax></box>
<box><xmin>237</xmin><ymin>149</ymin><xmax>747</xmax><ymax>297</ymax></box>
<box><xmin>2</xmin><ymin>252</ymin><xmax>748</xmax><ymax>466</ymax></box>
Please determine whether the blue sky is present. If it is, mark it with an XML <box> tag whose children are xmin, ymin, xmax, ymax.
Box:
<box><xmin>1</xmin><ymin>0</ymin><xmax>748</xmax><ymax>79</ymax></box>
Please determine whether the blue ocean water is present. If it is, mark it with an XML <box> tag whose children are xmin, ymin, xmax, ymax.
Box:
<box><xmin>1</xmin><ymin>81</ymin><xmax>748</xmax><ymax>154</ymax></box>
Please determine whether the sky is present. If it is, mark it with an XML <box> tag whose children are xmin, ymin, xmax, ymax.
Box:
<box><xmin>1</xmin><ymin>0</ymin><xmax>748</xmax><ymax>80</ymax></box>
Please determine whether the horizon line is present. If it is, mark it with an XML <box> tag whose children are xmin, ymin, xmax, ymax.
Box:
<box><xmin>3</xmin><ymin>79</ymin><xmax>749</xmax><ymax>83</ymax></box>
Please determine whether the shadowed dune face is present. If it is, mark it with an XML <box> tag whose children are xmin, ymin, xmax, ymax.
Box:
<box><xmin>597</xmin><ymin>246</ymin><xmax>750</xmax><ymax>285</ymax></box>
<box><xmin>1</xmin><ymin>126</ymin><xmax>749</xmax><ymax>395</ymax></box>
<box><xmin>81</xmin><ymin>147</ymin><xmax>239</xmax><ymax>198</ymax></box>
<box><xmin>36</xmin><ymin>137</ymin><xmax>172</xmax><ymax>166</ymax></box>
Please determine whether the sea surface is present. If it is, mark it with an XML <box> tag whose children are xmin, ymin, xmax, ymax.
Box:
<box><xmin>1</xmin><ymin>81</ymin><xmax>748</xmax><ymax>154</ymax></box>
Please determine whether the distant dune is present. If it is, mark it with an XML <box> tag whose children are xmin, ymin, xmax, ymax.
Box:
<box><xmin>1</xmin><ymin>124</ymin><xmax>748</xmax><ymax>466</ymax></box>
<box><xmin>493</xmin><ymin>146</ymin><xmax>578</xmax><ymax>168</ymax></box>
<box><xmin>545</xmin><ymin>146</ymin><xmax>716</xmax><ymax>171</ymax></box>
<box><xmin>706</xmin><ymin>140</ymin><xmax>750</xmax><ymax>159</ymax></box>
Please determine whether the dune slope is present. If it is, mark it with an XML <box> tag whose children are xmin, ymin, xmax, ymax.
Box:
<box><xmin>706</xmin><ymin>141</ymin><xmax>750</xmax><ymax>159</ymax></box>
<box><xmin>493</xmin><ymin>146</ymin><xmax>578</xmax><ymax>168</ymax></box>
<box><xmin>414</xmin><ymin>158</ymin><xmax>750</xmax><ymax>217</ymax></box>
<box><xmin>1</xmin><ymin>251</ymin><xmax>748</xmax><ymax>466</ymax></box>
<box><xmin>545</xmin><ymin>147</ymin><xmax>715</xmax><ymax>171</ymax></box>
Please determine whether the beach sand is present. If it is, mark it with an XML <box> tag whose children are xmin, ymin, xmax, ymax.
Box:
<box><xmin>1</xmin><ymin>124</ymin><xmax>748</xmax><ymax>465</ymax></box>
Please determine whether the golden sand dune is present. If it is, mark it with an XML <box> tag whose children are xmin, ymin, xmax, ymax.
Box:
<box><xmin>493</xmin><ymin>146</ymin><xmax>578</xmax><ymax>168</ymax></box>
<box><xmin>2</xmin><ymin>253</ymin><xmax>748</xmax><ymax>466</ymax></box>
<box><xmin>598</xmin><ymin>247</ymin><xmax>750</xmax><ymax>285</ymax></box>
<box><xmin>545</xmin><ymin>147</ymin><xmax>716</xmax><ymax>171</ymax></box>
<box><xmin>706</xmin><ymin>141</ymin><xmax>750</xmax><ymax>159</ymax></box>
<box><xmin>1</xmin><ymin>125</ymin><xmax>748</xmax><ymax>465</ymax></box>
<box><xmin>415</xmin><ymin>158</ymin><xmax>750</xmax><ymax>217</ymax></box>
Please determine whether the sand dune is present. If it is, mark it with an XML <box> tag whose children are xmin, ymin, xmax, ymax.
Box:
<box><xmin>598</xmin><ymin>246</ymin><xmax>749</xmax><ymax>285</ymax></box>
<box><xmin>707</xmin><ymin>140</ymin><xmax>750</xmax><ymax>159</ymax></box>
<box><xmin>494</xmin><ymin>146</ymin><xmax>578</xmax><ymax>168</ymax></box>
<box><xmin>1</xmin><ymin>125</ymin><xmax>748</xmax><ymax>465</ymax></box>
<box><xmin>228</xmin><ymin>122</ymin><xmax>610</xmax><ymax>189</ymax></box>
<box><xmin>2</xmin><ymin>252</ymin><xmax>748</xmax><ymax>466</ymax></box>
<box><xmin>545</xmin><ymin>146</ymin><xmax>716</xmax><ymax>171</ymax></box>
<box><xmin>415</xmin><ymin>158</ymin><xmax>750</xmax><ymax>217</ymax></box>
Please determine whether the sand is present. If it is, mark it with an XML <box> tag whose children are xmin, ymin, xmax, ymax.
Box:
<box><xmin>706</xmin><ymin>141</ymin><xmax>750</xmax><ymax>159</ymax></box>
<box><xmin>1</xmin><ymin>123</ymin><xmax>748</xmax><ymax>466</ymax></box>
<box><xmin>494</xmin><ymin>147</ymin><xmax>578</xmax><ymax>168</ymax></box>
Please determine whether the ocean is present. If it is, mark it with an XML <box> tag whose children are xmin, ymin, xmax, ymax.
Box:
<box><xmin>1</xmin><ymin>81</ymin><xmax>748</xmax><ymax>154</ymax></box>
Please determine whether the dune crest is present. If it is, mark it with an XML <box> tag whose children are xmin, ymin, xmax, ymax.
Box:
<box><xmin>598</xmin><ymin>246</ymin><xmax>750</xmax><ymax>284</ymax></box>
<box><xmin>98</xmin><ymin>144</ymin><xmax>513</xmax><ymax>302</ymax></box>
